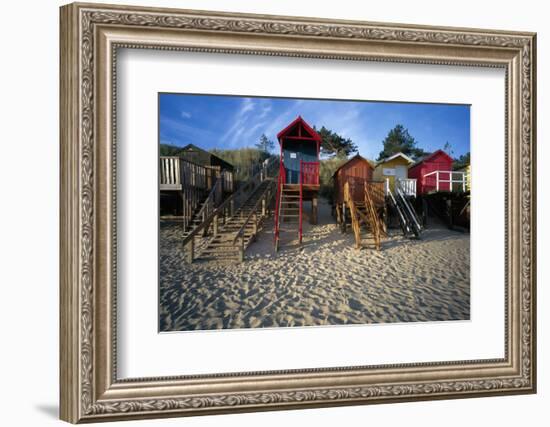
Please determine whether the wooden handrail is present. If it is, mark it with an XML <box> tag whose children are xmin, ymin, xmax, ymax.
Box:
<box><xmin>343</xmin><ymin>182</ymin><xmax>361</xmax><ymax>249</ymax></box>
<box><xmin>232</xmin><ymin>180</ymin><xmax>276</xmax><ymax>245</ymax></box>
<box><xmin>363</xmin><ymin>181</ymin><xmax>382</xmax><ymax>250</ymax></box>
<box><xmin>182</xmin><ymin>156</ymin><xmax>278</xmax><ymax>247</ymax></box>
<box><xmin>193</xmin><ymin>178</ymin><xmax>222</xmax><ymax>225</ymax></box>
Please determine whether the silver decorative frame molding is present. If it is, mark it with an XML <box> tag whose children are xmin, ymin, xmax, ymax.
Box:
<box><xmin>60</xmin><ymin>2</ymin><xmax>536</xmax><ymax>423</ymax></box>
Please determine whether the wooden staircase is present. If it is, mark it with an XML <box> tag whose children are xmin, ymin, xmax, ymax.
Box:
<box><xmin>182</xmin><ymin>193</ymin><xmax>209</xmax><ymax>238</ymax></box>
<box><xmin>343</xmin><ymin>181</ymin><xmax>384</xmax><ymax>250</ymax></box>
<box><xmin>182</xmin><ymin>179</ymin><xmax>223</xmax><ymax>239</ymax></box>
<box><xmin>196</xmin><ymin>180</ymin><xmax>275</xmax><ymax>262</ymax></box>
<box><xmin>181</xmin><ymin>157</ymin><xmax>279</xmax><ymax>263</ymax></box>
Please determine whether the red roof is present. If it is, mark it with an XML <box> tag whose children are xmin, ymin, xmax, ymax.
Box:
<box><xmin>276</xmin><ymin>116</ymin><xmax>321</xmax><ymax>144</ymax></box>
<box><xmin>415</xmin><ymin>149</ymin><xmax>454</xmax><ymax>165</ymax></box>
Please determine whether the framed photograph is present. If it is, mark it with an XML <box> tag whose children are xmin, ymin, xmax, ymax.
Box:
<box><xmin>60</xmin><ymin>2</ymin><xmax>537</xmax><ymax>423</ymax></box>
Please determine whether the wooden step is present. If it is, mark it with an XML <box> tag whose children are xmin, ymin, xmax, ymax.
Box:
<box><xmin>201</xmin><ymin>247</ymin><xmax>239</xmax><ymax>253</ymax></box>
<box><xmin>198</xmin><ymin>255</ymin><xmax>239</xmax><ymax>261</ymax></box>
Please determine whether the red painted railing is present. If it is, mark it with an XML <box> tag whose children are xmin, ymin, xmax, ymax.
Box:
<box><xmin>299</xmin><ymin>162</ymin><xmax>303</xmax><ymax>244</ymax></box>
<box><xmin>274</xmin><ymin>162</ymin><xmax>286</xmax><ymax>245</ymax></box>
<box><xmin>300</xmin><ymin>161</ymin><xmax>320</xmax><ymax>185</ymax></box>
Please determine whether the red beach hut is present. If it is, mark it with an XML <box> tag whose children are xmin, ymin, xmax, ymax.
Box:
<box><xmin>408</xmin><ymin>150</ymin><xmax>461</xmax><ymax>194</ymax></box>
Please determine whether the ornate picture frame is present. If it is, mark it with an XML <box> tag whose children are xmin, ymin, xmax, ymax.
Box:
<box><xmin>60</xmin><ymin>2</ymin><xmax>536</xmax><ymax>423</ymax></box>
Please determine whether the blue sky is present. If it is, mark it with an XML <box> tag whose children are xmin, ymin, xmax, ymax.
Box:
<box><xmin>159</xmin><ymin>93</ymin><xmax>470</xmax><ymax>159</ymax></box>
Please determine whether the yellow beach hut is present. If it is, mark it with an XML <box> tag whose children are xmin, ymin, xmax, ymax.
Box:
<box><xmin>373</xmin><ymin>152</ymin><xmax>416</xmax><ymax>196</ymax></box>
<box><xmin>456</xmin><ymin>164</ymin><xmax>471</xmax><ymax>192</ymax></box>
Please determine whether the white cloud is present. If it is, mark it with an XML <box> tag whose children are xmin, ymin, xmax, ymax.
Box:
<box><xmin>263</xmin><ymin>100</ymin><xmax>305</xmax><ymax>137</ymax></box>
<box><xmin>258</xmin><ymin>101</ymin><xmax>272</xmax><ymax>119</ymax></box>
<box><xmin>160</xmin><ymin>116</ymin><xmax>216</xmax><ymax>145</ymax></box>
<box><xmin>180</xmin><ymin>110</ymin><xmax>192</xmax><ymax>119</ymax></box>
<box><xmin>240</xmin><ymin>98</ymin><xmax>255</xmax><ymax>115</ymax></box>
<box><xmin>221</xmin><ymin>98</ymin><xmax>258</xmax><ymax>145</ymax></box>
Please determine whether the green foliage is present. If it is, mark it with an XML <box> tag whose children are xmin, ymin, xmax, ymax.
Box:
<box><xmin>255</xmin><ymin>133</ymin><xmax>275</xmax><ymax>153</ymax></box>
<box><xmin>443</xmin><ymin>141</ymin><xmax>454</xmax><ymax>157</ymax></box>
<box><xmin>159</xmin><ymin>143</ymin><xmax>187</xmax><ymax>156</ymax></box>
<box><xmin>313</xmin><ymin>126</ymin><xmax>358</xmax><ymax>158</ymax></box>
<box><xmin>318</xmin><ymin>153</ymin><xmax>349</xmax><ymax>201</ymax></box>
<box><xmin>209</xmin><ymin>147</ymin><xmax>274</xmax><ymax>182</ymax></box>
<box><xmin>159</xmin><ymin>143</ymin><xmax>273</xmax><ymax>183</ymax></box>
<box><xmin>377</xmin><ymin>124</ymin><xmax>426</xmax><ymax>161</ymax></box>
<box><xmin>453</xmin><ymin>151</ymin><xmax>471</xmax><ymax>170</ymax></box>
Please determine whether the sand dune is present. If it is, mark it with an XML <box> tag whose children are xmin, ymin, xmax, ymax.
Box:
<box><xmin>159</xmin><ymin>200</ymin><xmax>470</xmax><ymax>331</ymax></box>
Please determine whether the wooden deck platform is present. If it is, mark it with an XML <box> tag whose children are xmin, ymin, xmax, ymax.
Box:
<box><xmin>283</xmin><ymin>183</ymin><xmax>320</xmax><ymax>200</ymax></box>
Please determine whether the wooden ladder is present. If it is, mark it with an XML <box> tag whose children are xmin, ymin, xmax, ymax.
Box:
<box><xmin>274</xmin><ymin>186</ymin><xmax>302</xmax><ymax>251</ymax></box>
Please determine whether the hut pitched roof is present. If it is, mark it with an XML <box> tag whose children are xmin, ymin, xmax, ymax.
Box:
<box><xmin>410</xmin><ymin>149</ymin><xmax>454</xmax><ymax>168</ymax></box>
<box><xmin>276</xmin><ymin>116</ymin><xmax>321</xmax><ymax>143</ymax></box>
<box><xmin>377</xmin><ymin>152</ymin><xmax>414</xmax><ymax>165</ymax></box>
<box><xmin>180</xmin><ymin>143</ymin><xmax>235</xmax><ymax>171</ymax></box>
<box><xmin>332</xmin><ymin>154</ymin><xmax>375</xmax><ymax>177</ymax></box>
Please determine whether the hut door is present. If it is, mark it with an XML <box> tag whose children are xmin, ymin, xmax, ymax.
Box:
<box><xmin>395</xmin><ymin>165</ymin><xmax>407</xmax><ymax>186</ymax></box>
<box><xmin>284</xmin><ymin>150</ymin><xmax>301</xmax><ymax>184</ymax></box>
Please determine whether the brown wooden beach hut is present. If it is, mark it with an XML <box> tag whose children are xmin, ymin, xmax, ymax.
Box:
<box><xmin>333</xmin><ymin>154</ymin><xmax>375</xmax><ymax>204</ymax></box>
<box><xmin>332</xmin><ymin>154</ymin><xmax>386</xmax><ymax>250</ymax></box>
<box><xmin>179</xmin><ymin>143</ymin><xmax>235</xmax><ymax>192</ymax></box>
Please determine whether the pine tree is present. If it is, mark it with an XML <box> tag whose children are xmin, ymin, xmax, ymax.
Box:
<box><xmin>314</xmin><ymin>126</ymin><xmax>358</xmax><ymax>157</ymax></box>
<box><xmin>377</xmin><ymin>124</ymin><xmax>426</xmax><ymax>161</ymax></box>
<box><xmin>255</xmin><ymin>133</ymin><xmax>275</xmax><ymax>153</ymax></box>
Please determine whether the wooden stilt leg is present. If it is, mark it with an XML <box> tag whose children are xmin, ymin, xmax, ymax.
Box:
<box><xmin>239</xmin><ymin>236</ymin><xmax>245</xmax><ymax>262</ymax></box>
<box><xmin>213</xmin><ymin>214</ymin><xmax>218</xmax><ymax>237</ymax></box>
<box><xmin>185</xmin><ymin>238</ymin><xmax>194</xmax><ymax>264</ymax></box>
<box><xmin>311</xmin><ymin>197</ymin><xmax>318</xmax><ymax>225</ymax></box>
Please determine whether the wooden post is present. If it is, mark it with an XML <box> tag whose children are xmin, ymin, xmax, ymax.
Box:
<box><xmin>213</xmin><ymin>214</ymin><xmax>218</xmax><ymax>237</ymax></box>
<box><xmin>261</xmin><ymin>197</ymin><xmax>266</xmax><ymax>216</ymax></box>
<box><xmin>342</xmin><ymin>203</ymin><xmax>347</xmax><ymax>233</ymax></box>
<box><xmin>185</xmin><ymin>238</ymin><xmax>194</xmax><ymax>264</ymax></box>
<box><xmin>422</xmin><ymin>197</ymin><xmax>428</xmax><ymax>227</ymax></box>
<box><xmin>311</xmin><ymin>197</ymin><xmax>318</xmax><ymax>225</ymax></box>
<box><xmin>239</xmin><ymin>236</ymin><xmax>245</xmax><ymax>262</ymax></box>
<box><xmin>446</xmin><ymin>198</ymin><xmax>453</xmax><ymax>228</ymax></box>
<box><xmin>181</xmin><ymin>186</ymin><xmax>187</xmax><ymax>232</ymax></box>
<box><xmin>382</xmin><ymin>203</ymin><xmax>388</xmax><ymax>236</ymax></box>
<box><xmin>252</xmin><ymin>213</ymin><xmax>258</xmax><ymax>235</ymax></box>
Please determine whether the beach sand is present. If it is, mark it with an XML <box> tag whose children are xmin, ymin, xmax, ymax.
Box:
<box><xmin>160</xmin><ymin>199</ymin><xmax>470</xmax><ymax>331</ymax></box>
